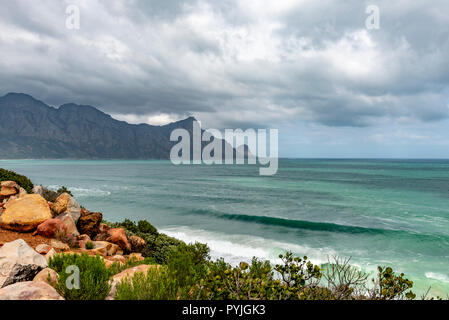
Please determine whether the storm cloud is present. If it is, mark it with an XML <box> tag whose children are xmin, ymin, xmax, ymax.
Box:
<box><xmin>0</xmin><ymin>0</ymin><xmax>448</xmax><ymax>156</ymax></box>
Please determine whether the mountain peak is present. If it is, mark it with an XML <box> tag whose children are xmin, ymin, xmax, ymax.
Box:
<box><xmin>0</xmin><ymin>92</ymin><xmax>50</xmax><ymax>109</ymax></box>
<box><xmin>2</xmin><ymin>92</ymin><xmax>38</xmax><ymax>101</ymax></box>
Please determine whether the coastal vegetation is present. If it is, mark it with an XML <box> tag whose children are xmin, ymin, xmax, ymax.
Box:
<box><xmin>0</xmin><ymin>168</ymin><xmax>34</xmax><ymax>193</ymax></box>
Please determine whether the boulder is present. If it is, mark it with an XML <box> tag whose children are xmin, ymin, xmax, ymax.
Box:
<box><xmin>110</xmin><ymin>255</ymin><xmax>126</xmax><ymax>264</ymax></box>
<box><xmin>35</xmin><ymin>244</ymin><xmax>52</xmax><ymax>255</ymax></box>
<box><xmin>35</xmin><ymin>219</ymin><xmax>67</xmax><ymax>238</ymax></box>
<box><xmin>50</xmin><ymin>193</ymin><xmax>81</xmax><ymax>223</ymax></box>
<box><xmin>3</xmin><ymin>195</ymin><xmax>19</xmax><ymax>209</ymax></box>
<box><xmin>33</xmin><ymin>268</ymin><xmax>58</xmax><ymax>285</ymax></box>
<box><xmin>0</xmin><ymin>181</ymin><xmax>19</xmax><ymax>197</ymax></box>
<box><xmin>0</xmin><ymin>239</ymin><xmax>48</xmax><ymax>288</ymax></box>
<box><xmin>106</xmin><ymin>228</ymin><xmax>131</xmax><ymax>253</ymax></box>
<box><xmin>0</xmin><ymin>194</ymin><xmax>52</xmax><ymax>232</ymax></box>
<box><xmin>18</xmin><ymin>187</ymin><xmax>27</xmax><ymax>198</ymax></box>
<box><xmin>90</xmin><ymin>241</ymin><xmax>121</xmax><ymax>256</ymax></box>
<box><xmin>32</xmin><ymin>185</ymin><xmax>44</xmax><ymax>197</ymax></box>
<box><xmin>0</xmin><ymin>187</ymin><xmax>17</xmax><ymax>197</ymax></box>
<box><xmin>56</xmin><ymin>214</ymin><xmax>79</xmax><ymax>237</ymax></box>
<box><xmin>77</xmin><ymin>211</ymin><xmax>102</xmax><ymax>238</ymax></box>
<box><xmin>99</xmin><ymin>223</ymin><xmax>110</xmax><ymax>234</ymax></box>
<box><xmin>45</xmin><ymin>248</ymin><xmax>57</xmax><ymax>262</ymax></box>
<box><xmin>1</xmin><ymin>181</ymin><xmax>20</xmax><ymax>189</ymax></box>
<box><xmin>129</xmin><ymin>235</ymin><xmax>146</xmax><ymax>253</ymax></box>
<box><xmin>106</xmin><ymin>265</ymin><xmax>158</xmax><ymax>300</ymax></box>
<box><xmin>50</xmin><ymin>240</ymin><xmax>70</xmax><ymax>251</ymax></box>
<box><xmin>0</xmin><ymin>281</ymin><xmax>64</xmax><ymax>300</ymax></box>
<box><xmin>94</xmin><ymin>232</ymin><xmax>109</xmax><ymax>242</ymax></box>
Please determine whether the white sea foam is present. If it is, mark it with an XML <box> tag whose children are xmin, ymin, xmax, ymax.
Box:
<box><xmin>47</xmin><ymin>185</ymin><xmax>112</xmax><ymax>197</ymax></box>
<box><xmin>160</xmin><ymin>226</ymin><xmax>336</xmax><ymax>266</ymax></box>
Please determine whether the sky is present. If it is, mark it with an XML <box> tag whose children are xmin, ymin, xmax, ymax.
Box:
<box><xmin>0</xmin><ymin>0</ymin><xmax>448</xmax><ymax>158</ymax></box>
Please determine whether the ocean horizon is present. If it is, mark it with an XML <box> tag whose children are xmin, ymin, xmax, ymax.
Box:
<box><xmin>1</xmin><ymin>158</ymin><xmax>449</xmax><ymax>296</ymax></box>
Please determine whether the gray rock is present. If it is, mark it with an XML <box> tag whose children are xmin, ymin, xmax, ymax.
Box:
<box><xmin>32</xmin><ymin>185</ymin><xmax>44</xmax><ymax>196</ymax></box>
<box><xmin>56</xmin><ymin>213</ymin><xmax>80</xmax><ymax>237</ymax></box>
<box><xmin>0</xmin><ymin>239</ymin><xmax>48</xmax><ymax>288</ymax></box>
<box><xmin>54</xmin><ymin>196</ymin><xmax>81</xmax><ymax>223</ymax></box>
<box><xmin>0</xmin><ymin>281</ymin><xmax>64</xmax><ymax>300</ymax></box>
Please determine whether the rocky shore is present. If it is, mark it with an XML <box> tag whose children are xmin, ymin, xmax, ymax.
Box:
<box><xmin>0</xmin><ymin>180</ymin><xmax>152</xmax><ymax>300</ymax></box>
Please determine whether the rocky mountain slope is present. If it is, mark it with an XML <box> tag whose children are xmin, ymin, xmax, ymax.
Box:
<box><xmin>0</xmin><ymin>93</ymin><xmax>225</xmax><ymax>159</ymax></box>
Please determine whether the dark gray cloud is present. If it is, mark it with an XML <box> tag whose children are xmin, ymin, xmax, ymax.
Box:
<box><xmin>0</xmin><ymin>0</ymin><xmax>447</xmax><ymax>131</ymax></box>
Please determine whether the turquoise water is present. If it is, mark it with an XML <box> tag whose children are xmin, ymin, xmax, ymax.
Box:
<box><xmin>1</xmin><ymin>159</ymin><xmax>449</xmax><ymax>296</ymax></box>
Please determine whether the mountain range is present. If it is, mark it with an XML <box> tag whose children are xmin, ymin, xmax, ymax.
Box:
<box><xmin>0</xmin><ymin>93</ymin><xmax>240</xmax><ymax>160</ymax></box>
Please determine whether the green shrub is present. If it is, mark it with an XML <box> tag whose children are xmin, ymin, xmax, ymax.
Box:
<box><xmin>115</xmin><ymin>266</ymin><xmax>178</xmax><ymax>300</ymax></box>
<box><xmin>48</xmin><ymin>253</ymin><xmax>111</xmax><ymax>300</ymax></box>
<box><xmin>115</xmin><ymin>242</ymin><xmax>211</xmax><ymax>300</ymax></box>
<box><xmin>0</xmin><ymin>168</ymin><xmax>34</xmax><ymax>193</ymax></box>
<box><xmin>138</xmin><ymin>220</ymin><xmax>157</xmax><ymax>234</ymax></box>
<box><xmin>369</xmin><ymin>266</ymin><xmax>416</xmax><ymax>300</ymax></box>
<box><xmin>165</xmin><ymin>243</ymin><xmax>210</xmax><ymax>299</ymax></box>
<box><xmin>108</xmin><ymin>219</ymin><xmax>158</xmax><ymax>235</ymax></box>
<box><xmin>108</xmin><ymin>219</ymin><xmax>139</xmax><ymax>233</ymax></box>
<box><xmin>85</xmin><ymin>241</ymin><xmax>94</xmax><ymax>250</ymax></box>
<box><xmin>141</xmin><ymin>233</ymin><xmax>185</xmax><ymax>264</ymax></box>
<box><xmin>57</xmin><ymin>186</ymin><xmax>73</xmax><ymax>197</ymax></box>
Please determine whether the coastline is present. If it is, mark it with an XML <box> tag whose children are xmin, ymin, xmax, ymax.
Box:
<box><xmin>2</xmin><ymin>160</ymin><xmax>449</xmax><ymax>299</ymax></box>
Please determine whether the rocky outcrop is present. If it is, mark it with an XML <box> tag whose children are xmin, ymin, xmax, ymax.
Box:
<box><xmin>50</xmin><ymin>193</ymin><xmax>81</xmax><ymax>222</ymax></box>
<box><xmin>0</xmin><ymin>181</ymin><xmax>19</xmax><ymax>197</ymax></box>
<box><xmin>0</xmin><ymin>281</ymin><xmax>64</xmax><ymax>300</ymax></box>
<box><xmin>0</xmin><ymin>239</ymin><xmax>47</xmax><ymax>288</ymax></box>
<box><xmin>106</xmin><ymin>228</ymin><xmax>131</xmax><ymax>253</ymax></box>
<box><xmin>91</xmin><ymin>241</ymin><xmax>121</xmax><ymax>256</ymax></box>
<box><xmin>0</xmin><ymin>194</ymin><xmax>52</xmax><ymax>232</ymax></box>
<box><xmin>57</xmin><ymin>214</ymin><xmax>79</xmax><ymax>237</ymax></box>
<box><xmin>129</xmin><ymin>235</ymin><xmax>146</xmax><ymax>253</ymax></box>
<box><xmin>35</xmin><ymin>218</ymin><xmax>67</xmax><ymax>238</ymax></box>
<box><xmin>77</xmin><ymin>209</ymin><xmax>102</xmax><ymax>238</ymax></box>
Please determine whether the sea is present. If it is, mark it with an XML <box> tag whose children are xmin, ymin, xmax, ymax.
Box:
<box><xmin>1</xmin><ymin>159</ymin><xmax>449</xmax><ymax>296</ymax></box>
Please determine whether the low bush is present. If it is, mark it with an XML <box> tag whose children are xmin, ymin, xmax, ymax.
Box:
<box><xmin>368</xmin><ymin>266</ymin><xmax>416</xmax><ymax>300</ymax></box>
<box><xmin>115</xmin><ymin>242</ymin><xmax>211</xmax><ymax>300</ymax></box>
<box><xmin>48</xmin><ymin>253</ymin><xmax>111</xmax><ymax>300</ymax></box>
<box><xmin>115</xmin><ymin>266</ymin><xmax>178</xmax><ymax>300</ymax></box>
<box><xmin>85</xmin><ymin>241</ymin><xmax>94</xmax><ymax>250</ymax></box>
<box><xmin>0</xmin><ymin>168</ymin><xmax>34</xmax><ymax>193</ymax></box>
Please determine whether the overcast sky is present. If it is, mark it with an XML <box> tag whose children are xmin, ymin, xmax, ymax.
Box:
<box><xmin>1</xmin><ymin>0</ymin><xmax>448</xmax><ymax>157</ymax></box>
